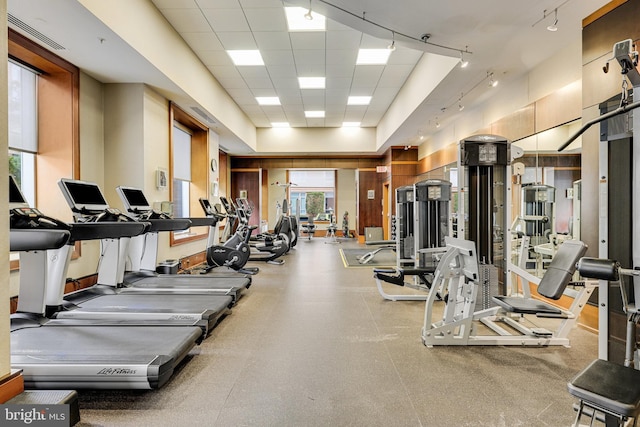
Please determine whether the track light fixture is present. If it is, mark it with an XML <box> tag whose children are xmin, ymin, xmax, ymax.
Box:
<box><xmin>488</xmin><ymin>72</ymin><xmax>498</xmax><ymax>87</ymax></box>
<box><xmin>304</xmin><ymin>0</ymin><xmax>313</xmax><ymax>20</ymax></box>
<box><xmin>547</xmin><ymin>9</ymin><xmax>558</xmax><ymax>32</ymax></box>
<box><xmin>388</xmin><ymin>31</ymin><xmax>396</xmax><ymax>51</ymax></box>
<box><xmin>460</xmin><ymin>49</ymin><xmax>469</xmax><ymax>68</ymax></box>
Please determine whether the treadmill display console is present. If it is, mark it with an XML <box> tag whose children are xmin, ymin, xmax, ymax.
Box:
<box><xmin>120</xmin><ymin>187</ymin><xmax>151</xmax><ymax>210</ymax></box>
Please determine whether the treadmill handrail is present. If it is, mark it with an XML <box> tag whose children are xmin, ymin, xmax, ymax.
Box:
<box><xmin>68</xmin><ymin>222</ymin><xmax>148</xmax><ymax>243</ymax></box>
<box><xmin>145</xmin><ymin>218</ymin><xmax>192</xmax><ymax>232</ymax></box>
<box><xmin>10</xmin><ymin>229</ymin><xmax>70</xmax><ymax>252</ymax></box>
<box><xmin>188</xmin><ymin>217</ymin><xmax>216</xmax><ymax>227</ymax></box>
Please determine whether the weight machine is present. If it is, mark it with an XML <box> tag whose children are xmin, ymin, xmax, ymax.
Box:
<box><xmin>373</xmin><ymin>179</ymin><xmax>451</xmax><ymax>301</ymax></box>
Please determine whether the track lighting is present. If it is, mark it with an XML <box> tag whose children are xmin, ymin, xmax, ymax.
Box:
<box><xmin>488</xmin><ymin>73</ymin><xmax>498</xmax><ymax>87</ymax></box>
<box><xmin>388</xmin><ymin>32</ymin><xmax>396</xmax><ymax>51</ymax></box>
<box><xmin>458</xmin><ymin>103</ymin><xmax>464</xmax><ymax>111</ymax></box>
<box><xmin>460</xmin><ymin>50</ymin><xmax>469</xmax><ymax>68</ymax></box>
<box><xmin>547</xmin><ymin>9</ymin><xmax>558</xmax><ymax>32</ymax></box>
<box><xmin>304</xmin><ymin>0</ymin><xmax>313</xmax><ymax>20</ymax></box>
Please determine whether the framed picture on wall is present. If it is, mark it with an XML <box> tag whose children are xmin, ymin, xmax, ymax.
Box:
<box><xmin>367</xmin><ymin>189</ymin><xmax>375</xmax><ymax>199</ymax></box>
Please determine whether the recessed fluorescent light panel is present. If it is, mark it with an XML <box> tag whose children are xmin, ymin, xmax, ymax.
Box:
<box><xmin>227</xmin><ymin>50</ymin><xmax>264</xmax><ymax>66</ymax></box>
<box><xmin>298</xmin><ymin>77</ymin><xmax>325</xmax><ymax>89</ymax></box>
<box><xmin>347</xmin><ymin>96</ymin><xmax>372</xmax><ymax>105</ymax></box>
<box><xmin>342</xmin><ymin>122</ymin><xmax>361</xmax><ymax>127</ymax></box>
<box><xmin>256</xmin><ymin>97</ymin><xmax>281</xmax><ymax>105</ymax></box>
<box><xmin>356</xmin><ymin>49</ymin><xmax>391</xmax><ymax>65</ymax></box>
<box><xmin>271</xmin><ymin>122</ymin><xmax>290</xmax><ymax>128</ymax></box>
<box><xmin>285</xmin><ymin>7</ymin><xmax>326</xmax><ymax>31</ymax></box>
<box><xmin>305</xmin><ymin>111</ymin><xmax>325</xmax><ymax>118</ymax></box>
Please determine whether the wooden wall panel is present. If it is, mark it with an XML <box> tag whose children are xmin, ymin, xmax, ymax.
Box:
<box><xmin>231</xmin><ymin>170</ymin><xmax>261</xmax><ymax>226</ymax></box>
<box><xmin>357</xmin><ymin>170</ymin><xmax>382</xmax><ymax>234</ymax></box>
<box><xmin>490</xmin><ymin>105</ymin><xmax>535</xmax><ymax>142</ymax></box>
<box><xmin>418</xmin><ymin>143</ymin><xmax>457</xmax><ymax>175</ymax></box>
<box><xmin>219</xmin><ymin>150</ymin><xmax>228</xmax><ymax>198</ymax></box>
<box><xmin>535</xmin><ymin>84</ymin><xmax>581</xmax><ymax>132</ymax></box>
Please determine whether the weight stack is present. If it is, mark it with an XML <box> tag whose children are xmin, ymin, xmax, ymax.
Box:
<box><xmin>475</xmin><ymin>263</ymin><xmax>499</xmax><ymax>311</ymax></box>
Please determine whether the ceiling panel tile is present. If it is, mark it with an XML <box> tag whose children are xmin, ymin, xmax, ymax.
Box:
<box><xmin>215</xmin><ymin>31</ymin><xmax>257</xmax><ymax>49</ymax></box>
<box><xmin>326</xmin><ymin>29</ymin><xmax>361</xmax><ymax>50</ymax></box>
<box><xmin>325</xmin><ymin>63</ymin><xmax>355</xmax><ymax>78</ymax></box>
<box><xmin>293</xmin><ymin>49</ymin><xmax>325</xmax><ymax>67</ymax></box>
<box><xmin>237</xmin><ymin>66</ymin><xmax>271</xmax><ymax>80</ymax></box>
<box><xmin>245</xmin><ymin>8</ymin><xmax>288</xmax><ymax>31</ymax></box>
<box><xmin>201</xmin><ymin>8</ymin><xmax>249</xmax><ymax>32</ymax></box>
<box><xmin>327</xmin><ymin>77</ymin><xmax>352</xmax><ymax>90</ymax></box>
<box><xmin>255</xmin><ymin>32</ymin><xmax>292</xmax><ymax>50</ymax></box>
<box><xmin>271</xmin><ymin>77</ymin><xmax>299</xmax><ymax>90</ymax></box>
<box><xmin>326</xmin><ymin>49</ymin><xmax>357</xmax><ymax>65</ymax></box>
<box><xmin>351</xmin><ymin>65</ymin><xmax>384</xmax><ymax>88</ymax></box>
<box><xmin>239</xmin><ymin>0</ymin><xmax>283</xmax><ymax>7</ymax></box>
<box><xmin>195</xmin><ymin>0</ymin><xmax>240</xmax><ymax>8</ymax></box>
<box><xmin>359</xmin><ymin>33</ymin><xmax>388</xmax><ymax>49</ymax></box>
<box><xmin>289</xmin><ymin>32</ymin><xmax>326</xmax><ymax>51</ymax></box>
<box><xmin>278</xmin><ymin>91</ymin><xmax>303</xmax><ymax>104</ymax></box>
<box><xmin>305</xmin><ymin>118</ymin><xmax>325</xmax><ymax>127</ymax></box>
<box><xmin>261</xmin><ymin>50</ymin><xmax>295</xmax><ymax>66</ymax></box>
<box><xmin>266</xmin><ymin>64</ymin><xmax>297</xmax><ymax>78</ymax></box>
<box><xmin>242</xmin><ymin>76</ymin><xmax>275</xmax><ymax>89</ymax></box>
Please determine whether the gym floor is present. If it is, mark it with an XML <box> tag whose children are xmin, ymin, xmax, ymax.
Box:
<box><xmin>76</xmin><ymin>237</ymin><xmax>597</xmax><ymax>426</ymax></box>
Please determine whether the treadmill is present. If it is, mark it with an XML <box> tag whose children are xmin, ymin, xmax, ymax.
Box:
<box><xmin>46</xmin><ymin>178</ymin><xmax>232</xmax><ymax>335</ymax></box>
<box><xmin>9</xmin><ymin>176</ymin><xmax>202</xmax><ymax>389</ymax></box>
<box><xmin>114</xmin><ymin>185</ymin><xmax>251</xmax><ymax>302</ymax></box>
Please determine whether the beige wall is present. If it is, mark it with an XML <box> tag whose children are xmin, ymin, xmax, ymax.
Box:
<box><xmin>337</xmin><ymin>169</ymin><xmax>357</xmax><ymax>231</ymax></box>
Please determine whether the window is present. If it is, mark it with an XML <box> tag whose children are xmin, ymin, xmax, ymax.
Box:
<box><xmin>169</xmin><ymin>103</ymin><xmax>209</xmax><ymax>245</ymax></box>
<box><xmin>8</xmin><ymin>29</ymin><xmax>80</xmax><ymax>269</ymax></box>
<box><xmin>289</xmin><ymin>170</ymin><xmax>335</xmax><ymax>220</ymax></box>
<box><xmin>172</xmin><ymin>123</ymin><xmax>192</xmax><ymax>221</ymax></box>
<box><xmin>8</xmin><ymin>60</ymin><xmax>37</xmax><ymax>205</ymax></box>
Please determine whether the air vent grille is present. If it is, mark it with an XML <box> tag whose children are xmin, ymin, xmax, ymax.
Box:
<box><xmin>8</xmin><ymin>14</ymin><xmax>66</xmax><ymax>51</ymax></box>
<box><xmin>191</xmin><ymin>106</ymin><xmax>216</xmax><ymax>125</ymax></box>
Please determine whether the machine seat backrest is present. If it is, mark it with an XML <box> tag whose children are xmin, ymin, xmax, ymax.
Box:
<box><xmin>537</xmin><ymin>240</ymin><xmax>587</xmax><ymax>300</ymax></box>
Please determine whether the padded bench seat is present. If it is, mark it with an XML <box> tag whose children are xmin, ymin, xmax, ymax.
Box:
<box><xmin>568</xmin><ymin>359</ymin><xmax>640</xmax><ymax>425</ymax></box>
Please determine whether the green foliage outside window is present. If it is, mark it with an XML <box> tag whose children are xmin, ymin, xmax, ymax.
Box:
<box><xmin>305</xmin><ymin>192</ymin><xmax>325</xmax><ymax>217</ymax></box>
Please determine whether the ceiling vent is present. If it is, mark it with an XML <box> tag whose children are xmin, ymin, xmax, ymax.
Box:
<box><xmin>191</xmin><ymin>106</ymin><xmax>216</xmax><ymax>125</ymax></box>
<box><xmin>8</xmin><ymin>14</ymin><xmax>66</xmax><ymax>51</ymax></box>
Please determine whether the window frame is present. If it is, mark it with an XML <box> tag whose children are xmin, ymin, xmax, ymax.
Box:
<box><xmin>169</xmin><ymin>102</ymin><xmax>209</xmax><ymax>246</ymax></box>
<box><xmin>8</xmin><ymin>29</ymin><xmax>80</xmax><ymax>270</ymax></box>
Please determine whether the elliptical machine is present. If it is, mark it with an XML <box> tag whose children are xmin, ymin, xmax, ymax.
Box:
<box><xmin>198</xmin><ymin>198</ymin><xmax>258</xmax><ymax>275</ymax></box>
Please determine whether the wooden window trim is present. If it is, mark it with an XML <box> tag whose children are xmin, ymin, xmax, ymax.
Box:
<box><xmin>169</xmin><ymin>102</ymin><xmax>209</xmax><ymax>246</ymax></box>
<box><xmin>8</xmin><ymin>29</ymin><xmax>81</xmax><ymax>269</ymax></box>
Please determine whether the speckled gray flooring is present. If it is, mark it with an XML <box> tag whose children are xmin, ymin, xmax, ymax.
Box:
<box><xmin>75</xmin><ymin>238</ymin><xmax>597</xmax><ymax>426</ymax></box>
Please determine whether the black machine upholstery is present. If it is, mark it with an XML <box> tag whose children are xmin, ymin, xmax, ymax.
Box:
<box><xmin>576</xmin><ymin>257</ymin><xmax>620</xmax><ymax>281</ymax></box>
<box><xmin>492</xmin><ymin>240</ymin><xmax>587</xmax><ymax>315</ymax></box>
<box><xmin>568</xmin><ymin>359</ymin><xmax>640</xmax><ymax>421</ymax></box>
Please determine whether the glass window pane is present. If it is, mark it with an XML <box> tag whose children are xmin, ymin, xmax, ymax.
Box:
<box><xmin>173</xmin><ymin>125</ymin><xmax>191</xmax><ymax>181</ymax></box>
<box><xmin>8</xmin><ymin>61</ymin><xmax>37</xmax><ymax>153</ymax></box>
<box><xmin>172</xmin><ymin>179</ymin><xmax>190</xmax><ymax>219</ymax></box>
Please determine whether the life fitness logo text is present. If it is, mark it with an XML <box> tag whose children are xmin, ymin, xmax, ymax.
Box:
<box><xmin>97</xmin><ymin>367</ymin><xmax>138</xmax><ymax>375</ymax></box>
